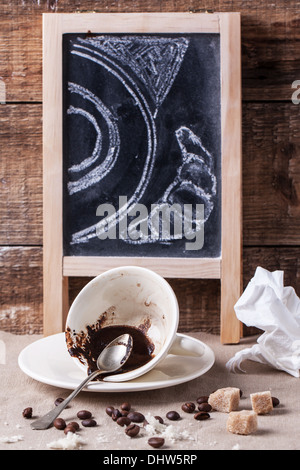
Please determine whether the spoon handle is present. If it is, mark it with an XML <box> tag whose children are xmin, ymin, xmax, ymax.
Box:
<box><xmin>30</xmin><ymin>369</ymin><xmax>103</xmax><ymax>430</ymax></box>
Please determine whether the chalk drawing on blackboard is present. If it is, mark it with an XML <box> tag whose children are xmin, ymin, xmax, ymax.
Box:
<box><xmin>125</xmin><ymin>126</ymin><xmax>216</xmax><ymax>246</ymax></box>
<box><xmin>67</xmin><ymin>82</ymin><xmax>120</xmax><ymax>195</ymax></box>
<box><xmin>67</xmin><ymin>106</ymin><xmax>103</xmax><ymax>173</ymax></box>
<box><xmin>63</xmin><ymin>33</ymin><xmax>221</xmax><ymax>256</ymax></box>
<box><xmin>77</xmin><ymin>35</ymin><xmax>190</xmax><ymax>117</ymax></box>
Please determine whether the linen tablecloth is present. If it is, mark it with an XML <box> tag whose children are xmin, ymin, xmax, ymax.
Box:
<box><xmin>0</xmin><ymin>330</ymin><xmax>297</xmax><ymax>451</ymax></box>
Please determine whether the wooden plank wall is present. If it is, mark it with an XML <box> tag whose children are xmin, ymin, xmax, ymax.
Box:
<box><xmin>1</xmin><ymin>0</ymin><xmax>300</xmax><ymax>336</ymax></box>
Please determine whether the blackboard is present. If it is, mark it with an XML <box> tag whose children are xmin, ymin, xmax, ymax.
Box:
<box><xmin>43</xmin><ymin>12</ymin><xmax>242</xmax><ymax>343</ymax></box>
<box><xmin>62</xmin><ymin>33</ymin><xmax>221</xmax><ymax>258</ymax></box>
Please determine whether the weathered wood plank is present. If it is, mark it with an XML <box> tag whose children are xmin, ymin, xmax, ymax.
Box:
<box><xmin>0</xmin><ymin>104</ymin><xmax>42</xmax><ymax>245</ymax></box>
<box><xmin>2</xmin><ymin>102</ymin><xmax>300</xmax><ymax>246</ymax></box>
<box><xmin>0</xmin><ymin>246</ymin><xmax>42</xmax><ymax>334</ymax></box>
<box><xmin>1</xmin><ymin>0</ymin><xmax>300</xmax><ymax>339</ymax></box>
<box><xmin>0</xmin><ymin>1</ymin><xmax>300</xmax><ymax>101</ymax></box>
<box><xmin>243</xmin><ymin>102</ymin><xmax>300</xmax><ymax>245</ymax></box>
<box><xmin>1</xmin><ymin>245</ymin><xmax>300</xmax><ymax>335</ymax></box>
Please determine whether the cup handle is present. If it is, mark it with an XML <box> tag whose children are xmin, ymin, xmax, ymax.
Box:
<box><xmin>168</xmin><ymin>333</ymin><xmax>205</xmax><ymax>357</ymax></box>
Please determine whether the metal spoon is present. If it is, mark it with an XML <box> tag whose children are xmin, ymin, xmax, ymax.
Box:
<box><xmin>31</xmin><ymin>333</ymin><xmax>133</xmax><ymax>430</ymax></box>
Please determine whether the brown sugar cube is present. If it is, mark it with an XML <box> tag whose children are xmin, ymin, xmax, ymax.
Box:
<box><xmin>226</xmin><ymin>410</ymin><xmax>258</xmax><ymax>435</ymax></box>
<box><xmin>208</xmin><ymin>387</ymin><xmax>240</xmax><ymax>413</ymax></box>
<box><xmin>250</xmin><ymin>391</ymin><xmax>273</xmax><ymax>415</ymax></box>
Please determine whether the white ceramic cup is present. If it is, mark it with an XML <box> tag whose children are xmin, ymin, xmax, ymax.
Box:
<box><xmin>65</xmin><ymin>266</ymin><xmax>181</xmax><ymax>382</ymax></box>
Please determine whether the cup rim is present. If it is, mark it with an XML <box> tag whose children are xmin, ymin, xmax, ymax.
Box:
<box><xmin>65</xmin><ymin>266</ymin><xmax>179</xmax><ymax>382</ymax></box>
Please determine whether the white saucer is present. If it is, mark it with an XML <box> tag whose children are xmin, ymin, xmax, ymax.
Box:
<box><xmin>18</xmin><ymin>333</ymin><xmax>214</xmax><ymax>393</ymax></box>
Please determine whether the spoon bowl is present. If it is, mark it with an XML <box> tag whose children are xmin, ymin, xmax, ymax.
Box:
<box><xmin>31</xmin><ymin>334</ymin><xmax>133</xmax><ymax>430</ymax></box>
<box><xmin>97</xmin><ymin>333</ymin><xmax>133</xmax><ymax>372</ymax></box>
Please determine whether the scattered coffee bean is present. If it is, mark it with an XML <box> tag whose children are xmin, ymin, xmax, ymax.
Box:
<box><xmin>22</xmin><ymin>407</ymin><xmax>32</xmax><ymax>419</ymax></box>
<box><xmin>53</xmin><ymin>418</ymin><xmax>66</xmax><ymax>430</ymax></box>
<box><xmin>64</xmin><ymin>424</ymin><xmax>77</xmax><ymax>434</ymax></box>
<box><xmin>272</xmin><ymin>397</ymin><xmax>280</xmax><ymax>407</ymax></box>
<box><xmin>148</xmin><ymin>437</ymin><xmax>165</xmax><ymax>448</ymax></box>
<box><xmin>127</xmin><ymin>411</ymin><xmax>145</xmax><ymax>423</ymax></box>
<box><xmin>54</xmin><ymin>398</ymin><xmax>64</xmax><ymax>406</ymax></box>
<box><xmin>68</xmin><ymin>421</ymin><xmax>80</xmax><ymax>431</ymax></box>
<box><xmin>198</xmin><ymin>403</ymin><xmax>212</xmax><ymax>412</ymax></box>
<box><xmin>196</xmin><ymin>396</ymin><xmax>209</xmax><ymax>405</ymax></box>
<box><xmin>181</xmin><ymin>402</ymin><xmax>196</xmax><ymax>413</ymax></box>
<box><xmin>82</xmin><ymin>418</ymin><xmax>97</xmax><ymax>427</ymax></box>
<box><xmin>194</xmin><ymin>411</ymin><xmax>210</xmax><ymax>421</ymax></box>
<box><xmin>77</xmin><ymin>410</ymin><xmax>92</xmax><ymax>420</ymax></box>
<box><xmin>116</xmin><ymin>416</ymin><xmax>131</xmax><ymax>427</ymax></box>
<box><xmin>125</xmin><ymin>423</ymin><xmax>140</xmax><ymax>437</ymax></box>
<box><xmin>120</xmin><ymin>410</ymin><xmax>129</xmax><ymax>416</ymax></box>
<box><xmin>105</xmin><ymin>406</ymin><xmax>115</xmax><ymax>417</ymax></box>
<box><xmin>154</xmin><ymin>416</ymin><xmax>164</xmax><ymax>424</ymax></box>
<box><xmin>112</xmin><ymin>409</ymin><xmax>122</xmax><ymax>421</ymax></box>
<box><xmin>166</xmin><ymin>411</ymin><xmax>180</xmax><ymax>421</ymax></box>
<box><xmin>121</xmin><ymin>402</ymin><xmax>131</xmax><ymax>412</ymax></box>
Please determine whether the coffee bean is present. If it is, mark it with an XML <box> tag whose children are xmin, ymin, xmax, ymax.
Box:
<box><xmin>194</xmin><ymin>411</ymin><xmax>210</xmax><ymax>421</ymax></box>
<box><xmin>198</xmin><ymin>403</ymin><xmax>212</xmax><ymax>412</ymax></box>
<box><xmin>148</xmin><ymin>437</ymin><xmax>165</xmax><ymax>448</ymax></box>
<box><xmin>105</xmin><ymin>406</ymin><xmax>115</xmax><ymax>417</ymax></box>
<box><xmin>272</xmin><ymin>397</ymin><xmax>280</xmax><ymax>407</ymax></box>
<box><xmin>196</xmin><ymin>396</ymin><xmax>209</xmax><ymax>405</ymax></box>
<box><xmin>154</xmin><ymin>416</ymin><xmax>164</xmax><ymax>424</ymax></box>
<box><xmin>77</xmin><ymin>410</ymin><xmax>92</xmax><ymax>420</ymax></box>
<box><xmin>116</xmin><ymin>416</ymin><xmax>131</xmax><ymax>427</ymax></box>
<box><xmin>54</xmin><ymin>397</ymin><xmax>64</xmax><ymax>406</ymax></box>
<box><xmin>22</xmin><ymin>407</ymin><xmax>32</xmax><ymax>419</ymax></box>
<box><xmin>64</xmin><ymin>424</ymin><xmax>77</xmax><ymax>434</ymax></box>
<box><xmin>125</xmin><ymin>423</ymin><xmax>140</xmax><ymax>437</ymax></box>
<box><xmin>121</xmin><ymin>402</ymin><xmax>131</xmax><ymax>412</ymax></box>
<box><xmin>112</xmin><ymin>409</ymin><xmax>122</xmax><ymax>421</ymax></box>
<box><xmin>166</xmin><ymin>411</ymin><xmax>180</xmax><ymax>421</ymax></box>
<box><xmin>53</xmin><ymin>418</ymin><xmax>66</xmax><ymax>430</ymax></box>
<box><xmin>82</xmin><ymin>418</ymin><xmax>97</xmax><ymax>427</ymax></box>
<box><xmin>68</xmin><ymin>421</ymin><xmax>80</xmax><ymax>431</ymax></box>
<box><xmin>120</xmin><ymin>410</ymin><xmax>129</xmax><ymax>416</ymax></box>
<box><xmin>127</xmin><ymin>411</ymin><xmax>145</xmax><ymax>423</ymax></box>
<box><xmin>181</xmin><ymin>402</ymin><xmax>196</xmax><ymax>413</ymax></box>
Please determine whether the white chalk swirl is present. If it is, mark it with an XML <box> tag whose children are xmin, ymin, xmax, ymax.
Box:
<box><xmin>67</xmin><ymin>82</ymin><xmax>120</xmax><ymax>195</ymax></box>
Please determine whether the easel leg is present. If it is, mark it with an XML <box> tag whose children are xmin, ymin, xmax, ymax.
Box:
<box><xmin>220</xmin><ymin>262</ymin><xmax>242</xmax><ymax>344</ymax></box>
<box><xmin>62</xmin><ymin>276</ymin><xmax>69</xmax><ymax>329</ymax></box>
<box><xmin>43</xmin><ymin>267</ymin><xmax>68</xmax><ymax>336</ymax></box>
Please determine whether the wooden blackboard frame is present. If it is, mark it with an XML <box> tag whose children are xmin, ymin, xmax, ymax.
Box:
<box><xmin>43</xmin><ymin>12</ymin><xmax>242</xmax><ymax>343</ymax></box>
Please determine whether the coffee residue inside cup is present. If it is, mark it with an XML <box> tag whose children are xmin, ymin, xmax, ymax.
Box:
<box><xmin>66</xmin><ymin>323</ymin><xmax>155</xmax><ymax>378</ymax></box>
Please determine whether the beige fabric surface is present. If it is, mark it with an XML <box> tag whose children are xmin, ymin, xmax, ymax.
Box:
<box><xmin>0</xmin><ymin>330</ymin><xmax>297</xmax><ymax>451</ymax></box>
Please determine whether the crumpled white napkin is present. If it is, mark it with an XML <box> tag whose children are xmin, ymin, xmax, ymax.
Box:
<box><xmin>226</xmin><ymin>267</ymin><xmax>300</xmax><ymax>377</ymax></box>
